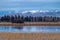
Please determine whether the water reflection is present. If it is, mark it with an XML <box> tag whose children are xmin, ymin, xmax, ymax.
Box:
<box><xmin>0</xmin><ymin>26</ymin><xmax>60</xmax><ymax>33</ymax></box>
<box><xmin>12</xmin><ymin>26</ymin><xmax>23</xmax><ymax>29</ymax></box>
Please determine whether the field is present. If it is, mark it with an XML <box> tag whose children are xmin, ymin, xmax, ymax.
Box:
<box><xmin>0</xmin><ymin>32</ymin><xmax>60</xmax><ymax>40</ymax></box>
<box><xmin>0</xmin><ymin>22</ymin><xmax>60</xmax><ymax>40</ymax></box>
<box><xmin>0</xmin><ymin>22</ymin><xmax>60</xmax><ymax>26</ymax></box>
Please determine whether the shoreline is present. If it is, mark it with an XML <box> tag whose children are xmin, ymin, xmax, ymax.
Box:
<box><xmin>0</xmin><ymin>22</ymin><xmax>60</xmax><ymax>26</ymax></box>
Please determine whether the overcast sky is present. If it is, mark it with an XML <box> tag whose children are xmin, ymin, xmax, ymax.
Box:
<box><xmin>0</xmin><ymin>0</ymin><xmax>60</xmax><ymax>10</ymax></box>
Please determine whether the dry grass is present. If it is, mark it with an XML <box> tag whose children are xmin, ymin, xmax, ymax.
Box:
<box><xmin>24</xmin><ymin>22</ymin><xmax>60</xmax><ymax>26</ymax></box>
<box><xmin>0</xmin><ymin>22</ymin><xmax>60</xmax><ymax>26</ymax></box>
<box><xmin>0</xmin><ymin>32</ymin><xmax>60</xmax><ymax>40</ymax></box>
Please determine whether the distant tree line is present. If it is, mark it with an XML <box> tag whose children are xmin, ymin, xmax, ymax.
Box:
<box><xmin>0</xmin><ymin>15</ymin><xmax>60</xmax><ymax>23</ymax></box>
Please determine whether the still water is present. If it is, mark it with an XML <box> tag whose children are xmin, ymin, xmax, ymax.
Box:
<box><xmin>0</xmin><ymin>26</ymin><xmax>60</xmax><ymax>33</ymax></box>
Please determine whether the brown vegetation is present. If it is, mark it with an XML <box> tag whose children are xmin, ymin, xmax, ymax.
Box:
<box><xmin>0</xmin><ymin>22</ymin><xmax>60</xmax><ymax>26</ymax></box>
<box><xmin>0</xmin><ymin>32</ymin><xmax>60</xmax><ymax>40</ymax></box>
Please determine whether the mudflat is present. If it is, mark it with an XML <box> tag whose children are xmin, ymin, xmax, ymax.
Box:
<box><xmin>0</xmin><ymin>22</ymin><xmax>60</xmax><ymax>26</ymax></box>
<box><xmin>0</xmin><ymin>32</ymin><xmax>60</xmax><ymax>40</ymax></box>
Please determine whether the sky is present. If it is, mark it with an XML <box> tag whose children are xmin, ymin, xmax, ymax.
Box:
<box><xmin>0</xmin><ymin>0</ymin><xmax>60</xmax><ymax>11</ymax></box>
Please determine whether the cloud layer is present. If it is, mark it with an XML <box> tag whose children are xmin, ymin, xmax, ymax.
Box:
<box><xmin>0</xmin><ymin>0</ymin><xmax>60</xmax><ymax>10</ymax></box>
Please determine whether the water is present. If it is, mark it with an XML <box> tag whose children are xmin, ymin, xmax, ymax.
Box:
<box><xmin>0</xmin><ymin>26</ymin><xmax>60</xmax><ymax>33</ymax></box>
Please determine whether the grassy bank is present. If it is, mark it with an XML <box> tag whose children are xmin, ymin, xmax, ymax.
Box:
<box><xmin>0</xmin><ymin>22</ymin><xmax>60</xmax><ymax>26</ymax></box>
<box><xmin>0</xmin><ymin>32</ymin><xmax>60</xmax><ymax>40</ymax></box>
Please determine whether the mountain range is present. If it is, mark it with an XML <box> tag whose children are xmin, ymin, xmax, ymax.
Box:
<box><xmin>0</xmin><ymin>10</ymin><xmax>60</xmax><ymax>17</ymax></box>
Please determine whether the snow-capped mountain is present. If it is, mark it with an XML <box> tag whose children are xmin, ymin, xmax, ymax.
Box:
<box><xmin>21</xmin><ymin>10</ymin><xmax>51</xmax><ymax>14</ymax></box>
<box><xmin>0</xmin><ymin>10</ymin><xmax>60</xmax><ymax>17</ymax></box>
<box><xmin>15</xmin><ymin>10</ymin><xmax>60</xmax><ymax>17</ymax></box>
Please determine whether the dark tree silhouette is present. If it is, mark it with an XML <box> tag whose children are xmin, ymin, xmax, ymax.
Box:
<box><xmin>0</xmin><ymin>15</ymin><xmax>60</xmax><ymax>22</ymax></box>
